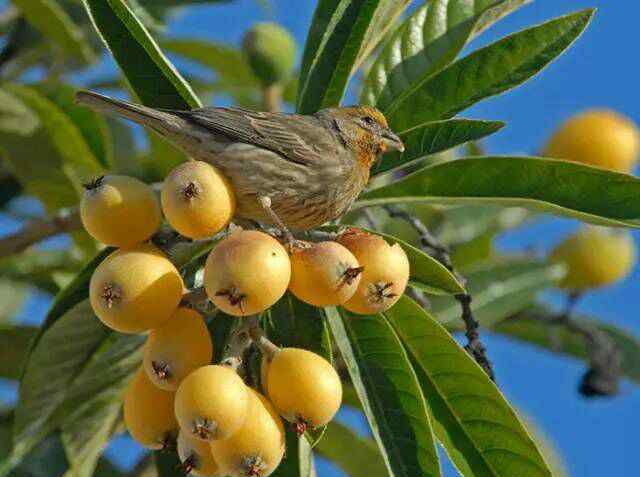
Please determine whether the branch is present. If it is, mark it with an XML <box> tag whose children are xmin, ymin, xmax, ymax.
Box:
<box><xmin>262</xmin><ymin>84</ymin><xmax>282</xmax><ymax>112</ymax></box>
<box><xmin>384</xmin><ymin>205</ymin><xmax>495</xmax><ymax>381</ymax></box>
<box><xmin>0</xmin><ymin>208</ymin><xmax>81</xmax><ymax>259</ymax></box>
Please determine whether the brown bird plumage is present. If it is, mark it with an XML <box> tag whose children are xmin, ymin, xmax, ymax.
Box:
<box><xmin>75</xmin><ymin>91</ymin><xmax>404</xmax><ymax>231</ymax></box>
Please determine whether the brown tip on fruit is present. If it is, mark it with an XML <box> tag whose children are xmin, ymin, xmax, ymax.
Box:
<box><xmin>182</xmin><ymin>181</ymin><xmax>200</xmax><ymax>200</ymax></box>
<box><xmin>371</xmin><ymin>281</ymin><xmax>397</xmax><ymax>304</ymax></box>
<box><xmin>339</xmin><ymin>266</ymin><xmax>364</xmax><ymax>288</ymax></box>
<box><xmin>83</xmin><ymin>175</ymin><xmax>105</xmax><ymax>191</ymax></box>
<box><xmin>192</xmin><ymin>417</ymin><xmax>217</xmax><ymax>440</ymax></box>
<box><xmin>293</xmin><ymin>416</ymin><xmax>308</xmax><ymax>436</ymax></box>
<box><xmin>215</xmin><ymin>287</ymin><xmax>247</xmax><ymax>313</ymax></box>
<box><xmin>242</xmin><ymin>456</ymin><xmax>267</xmax><ymax>477</ymax></box>
<box><xmin>101</xmin><ymin>283</ymin><xmax>122</xmax><ymax>308</ymax></box>
<box><xmin>152</xmin><ymin>361</ymin><xmax>172</xmax><ymax>380</ymax></box>
<box><xmin>179</xmin><ymin>454</ymin><xmax>198</xmax><ymax>475</ymax></box>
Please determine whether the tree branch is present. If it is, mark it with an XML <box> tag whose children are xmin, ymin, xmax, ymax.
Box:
<box><xmin>384</xmin><ymin>205</ymin><xmax>496</xmax><ymax>381</ymax></box>
<box><xmin>0</xmin><ymin>208</ymin><xmax>81</xmax><ymax>259</ymax></box>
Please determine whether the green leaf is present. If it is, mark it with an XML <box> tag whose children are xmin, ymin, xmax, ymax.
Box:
<box><xmin>372</xmin><ymin>119</ymin><xmax>505</xmax><ymax>176</ymax></box>
<box><xmin>429</xmin><ymin>257</ymin><xmax>565</xmax><ymax>329</ymax></box>
<box><xmin>325</xmin><ymin>307</ymin><xmax>441</xmax><ymax>477</ymax></box>
<box><xmin>359</xmin><ymin>157</ymin><xmax>640</xmax><ymax>228</ymax></box>
<box><xmin>353</xmin><ymin>0</ymin><xmax>412</xmax><ymax>70</ymax></box>
<box><xmin>3</xmin><ymin>301</ymin><xmax>143</xmax><ymax>477</ymax></box>
<box><xmin>5</xmin><ymin>84</ymin><xmax>104</xmax><ymax>191</ymax></box>
<box><xmin>297</xmin><ymin>0</ymin><xmax>388</xmax><ymax>113</ymax></box>
<box><xmin>59</xmin><ymin>333</ymin><xmax>143</xmax><ymax>477</ymax></box>
<box><xmin>0</xmin><ymin>325</ymin><xmax>37</xmax><ymax>380</ymax></box>
<box><xmin>36</xmin><ymin>82</ymin><xmax>113</xmax><ymax>169</ymax></box>
<box><xmin>315</xmin><ymin>421</ymin><xmax>387</xmax><ymax>477</ymax></box>
<box><xmin>386</xmin><ymin>295</ymin><xmax>553</xmax><ymax>477</ymax></box>
<box><xmin>362</xmin><ymin>0</ymin><xmax>525</xmax><ymax>109</ymax></box>
<box><xmin>384</xmin><ymin>10</ymin><xmax>594</xmax><ymax>131</ymax></box>
<box><xmin>12</xmin><ymin>0</ymin><xmax>95</xmax><ymax>64</ymax></box>
<box><xmin>81</xmin><ymin>0</ymin><xmax>201</xmax><ymax>109</ymax></box>
<box><xmin>154</xmin><ymin>448</ymin><xmax>182</xmax><ymax>477</ymax></box>
<box><xmin>493</xmin><ymin>306</ymin><xmax>640</xmax><ymax>384</ymax></box>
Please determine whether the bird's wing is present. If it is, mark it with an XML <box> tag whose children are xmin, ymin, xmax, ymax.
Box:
<box><xmin>177</xmin><ymin>107</ymin><xmax>322</xmax><ymax>166</ymax></box>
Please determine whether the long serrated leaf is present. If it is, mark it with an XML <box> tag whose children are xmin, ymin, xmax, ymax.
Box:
<box><xmin>359</xmin><ymin>157</ymin><xmax>640</xmax><ymax>228</ymax></box>
<box><xmin>493</xmin><ymin>306</ymin><xmax>640</xmax><ymax>384</ymax></box>
<box><xmin>362</xmin><ymin>0</ymin><xmax>512</xmax><ymax>108</ymax></box>
<box><xmin>384</xmin><ymin>10</ymin><xmax>594</xmax><ymax>131</ymax></box>
<box><xmin>373</xmin><ymin>119</ymin><xmax>505</xmax><ymax>176</ymax></box>
<box><xmin>36</xmin><ymin>82</ymin><xmax>113</xmax><ymax>169</ymax></box>
<box><xmin>12</xmin><ymin>0</ymin><xmax>95</xmax><ymax>64</ymax></box>
<box><xmin>386</xmin><ymin>295</ymin><xmax>553</xmax><ymax>477</ymax></box>
<box><xmin>2</xmin><ymin>84</ymin><xmax>104</xmax><ymax>202</ymax></box>
<box><xmin>315</xmin><ymin>421</ymin><xmax>387</xmax><ymax>477</ymax></box>
<box><xmin>325</xmin><ymin>307</ymin><xmax>441</xmax><ymax>477</ymax></box>
<box><xmin>429</xmin><ymin>257</ymin><xmax>565</xmax><ymax>329</ymax></box>
<box><xmin>297</xmin><ymin>0</ymin><xmax>386</xmax><ymax>113</ymax></box>
<box><xmin>81</xmin><ymin>0</ymin><xmax>201</xmax><ymax>109</ymax></box>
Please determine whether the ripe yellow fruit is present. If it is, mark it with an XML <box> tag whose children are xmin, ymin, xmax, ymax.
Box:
<box><xmin>178</xmin><ymin>431</ymin><xmax>223</xmax><ymax>477</ymax></box>
<box><xmin>210</xmin><ymin>389</ymin><xmax>285</xmax><ymax>477</ymax></box>
<box><xmin>549</xmin><ymin>226</ymin><xmax>636</xmax><ymax>291</ymax></box>
<box><xmin>80</xmin><ymin>175</ymin><xmax>161</xmax><ymax>247</ymax></box>
<box><xmin>204</xmin><ymin>230</ymin><xmax>291</xmax><ymax>316</ymax></box>
<box><xmin>161</xmin><ymin>161</ymin><xmax>236</xmax><ymax>240</ymax></box>
<box><xmin>265</xmin><ymin>348</ymin><xmax>341</xmax><ymax>433</ymax></box>
<box><xmin>543</xmin><ymin>110</ymin><xmax>640</xmax><ymax>173</ymax></box>
<box><xmin>288</xmin><ymin>241</ymin><xmax>362</xmax><ymax>306</ymax></box>
<box><xmin>175</xmin><ymin>365</ymin><xmax>249</xmax><ymax>441</ymax></box>
<box><xmin>124</xmin><ymin>368</ymin><xmax>177</xmax><ymax>449</ymax></box>
<box><xmin>89</xmin><ymin>243</ymin><xmax>184</xmax><ymax>333</ymax></box>
<box><xmin>338</xmin><ymin>229</ymin><xmax>410</xmax><ymax>315</ymax></box>
<box><xmin>143</xmin><ymin>307</ymin><xmax>213</xmax><ymax>390</ymax></box>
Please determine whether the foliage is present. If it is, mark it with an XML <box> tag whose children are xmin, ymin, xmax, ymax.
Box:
<box><xmin>0</xmin><ymin>1</ymin><xmax>636</xmax><ymax>477</ymax></box>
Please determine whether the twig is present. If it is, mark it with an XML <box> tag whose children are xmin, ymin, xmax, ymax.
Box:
<box><xmin>262</xmin><ymin>84</ymin><xmax>282</xmax><ymax>112</ymax></box>
<box><xmin>0</xmin><ymin>209</ymin><xmax>81</xmax><ymax>259</ymax></box>
<box><xmin>221</xmin><ymin>315</ymin><xmax>260</xmax><ymax>370</ymax></box>
<box><xmin>553</xmin><ymin>293</ymin><xmax>620</xmax><ymax>397</ymax></box>
<box><xmin>384</xmin><ymin>205</ymin><xmax>495</xmax><ymax>381</ymax></box>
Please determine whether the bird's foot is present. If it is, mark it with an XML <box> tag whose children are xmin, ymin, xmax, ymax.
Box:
<box><xmin>258</xmin><ymin>196</ymin><xmax>297</xmax><ymax>250</ymax></box>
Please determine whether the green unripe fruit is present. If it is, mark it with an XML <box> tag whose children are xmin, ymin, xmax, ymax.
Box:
<box><xmin>242</xmin><ymin>23</ymin><xmax>296</xmax><ymax>86</ymax></box>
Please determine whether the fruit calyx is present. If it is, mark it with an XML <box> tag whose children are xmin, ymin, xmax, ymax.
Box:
<box><xmin>369</xmin><ymin>281</ymin><xmax>397</xmax><ymax>304</ymax></box>
<box><xmin>192</xmin><ymin>417</ymin><xmax>217</xmax><ymax>440</ymax></box>
<box><xmin>242</xmin><ymin>455</ymin><xmax>267</xmax><ymax>477</ymax></box>
<box><xmin>101</xmin><ymin>283</ymin><xmax>122</xmax><ymax>308</ymax></box>
<box><xmin>215</xmin><ymin>286</ymin><xmax>247</xmax><ymax>312</ymax></box>
<box><xmin>83</xmin><ymin>175</ymin><xmax>105</xmax><ymax>191</ymax></box>
<box><xmin>151</xmin><ymin>361</ymin><xmax>172</xmax><ymax>381</ymax></box>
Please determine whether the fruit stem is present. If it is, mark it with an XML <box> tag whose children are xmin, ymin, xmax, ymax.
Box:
<box><xmin>221</xmin><ymin>316</ymin><xmax>260</xmax><ymax>371</ymax></box>
<box><xmin>249</xmin><ymin>326</ymin><xmax>279</xmax><ymax>362</ymax></box>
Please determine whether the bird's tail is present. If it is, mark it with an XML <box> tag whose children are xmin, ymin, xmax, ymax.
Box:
<box><xmin>75</xmin><ymin>90</ymin><xmax>186</xmax><ymax>136</ymax></box>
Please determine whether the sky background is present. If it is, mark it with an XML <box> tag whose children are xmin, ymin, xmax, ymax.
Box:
<box><xmin>1</xmin><ymin>0</ymin><xmax>639</xmax><ymax>476</ymax></box>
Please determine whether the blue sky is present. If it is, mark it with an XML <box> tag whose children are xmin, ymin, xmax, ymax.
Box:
<box><xmin>1</xmin><ymin>1</ymin><xmax>639</xmax><ymax>476</ymax></box>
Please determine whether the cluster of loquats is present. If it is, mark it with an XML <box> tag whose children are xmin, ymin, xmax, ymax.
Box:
<box><xmin>79</xmin><ymin>159</ymin><xmax>411</xmax><ymax>476</ymax></box>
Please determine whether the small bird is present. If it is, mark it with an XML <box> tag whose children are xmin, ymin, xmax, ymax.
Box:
<box><xmin>75</xmin><ymin>91</ymin><xmax>404</xmax><ymax>232</ymax></box>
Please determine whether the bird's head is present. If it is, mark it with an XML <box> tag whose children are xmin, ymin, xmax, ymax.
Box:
<box><xmin>319</xmin><ymin>106</ymin><xmax>404</xmax><ymax>170</ymax></box>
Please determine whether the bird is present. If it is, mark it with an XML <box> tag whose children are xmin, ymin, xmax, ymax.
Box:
<box><xmin>75</xmin><ymin>90</ymin><xmax>404</xmax><ymax>233</ymax></box>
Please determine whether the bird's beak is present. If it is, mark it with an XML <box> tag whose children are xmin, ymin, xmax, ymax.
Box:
<box><xmin>381</xmin><ymin>130</ymin><xmax>405</xmax><ymax>153</ymax></box>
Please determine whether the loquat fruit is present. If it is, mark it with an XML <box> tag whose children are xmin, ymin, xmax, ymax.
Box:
<box><xmin>143</xmin><ymin>307</ymin><xmax>213</xmax><ymax>391</ymax></box>
<box><xmin>288</xmin><ymin>241</ymin><xmax>362</xmax><ymax>306</ymax></box>
<box><xmin>264</xmin><ymin>347</ymin><xmax>341</xmax><ymax>434</ymax></box>
<box><xmin>89</xmin><ymin>243</ymin><xmax>184</xmax><ymax>333</ymax></box>
<box><xmin>543</xmin><ymin>109</ymin><xmax>640</xmax><ymax>173</ymax></box>
<box><xmin>80</xmin><ymin>175</ymin><xmax>161</xmax><ymax>247</ymax></box>
<box><xmin>209</xmin><ymin>388</ymin><xmax>285</xmax><ymax>477</ymax></box>
<box><xmin>204</xmin><ymin>230</ymin><xmax>291</xmax><ymax>316</ymax></box>
<box><xmin>178</xmin><ymin>431</ymin><xmax>223</xmax><ymax>477</ymax></box>
<box><xmin>174</xmin><ymin>365</ymin><xmax>249</xmax><ymax>441</ymax></box>
<box><xmin>549</xmin><ymin>226</ymin><xmax>636</xmax><ymax>291</ymax></box>
<box><xmin>338</xmin><ymin>229</ymin><xmax>410</xmax><ymax>314</ymax></box>
<box><xmin>124</xmin><ymin>368</ymin><xmax>177</xmax><ymax>450</ymax></box>
<box><xmin>161</xmin><ymin>161</ymin><xmax>236</xmax><ymax>240</ymax></box>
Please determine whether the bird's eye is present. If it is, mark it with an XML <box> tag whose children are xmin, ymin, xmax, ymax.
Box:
<box><xmin>362</xmin><ymin>116</ymin><xmax>376</xmax><ymax>126</ymax></box>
